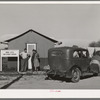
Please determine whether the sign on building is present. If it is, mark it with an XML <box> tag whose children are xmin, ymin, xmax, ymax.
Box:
<box><xmin>0</xmin><ymin>50</ymin><xmax>19</xmax><ymax>72</ymax></box>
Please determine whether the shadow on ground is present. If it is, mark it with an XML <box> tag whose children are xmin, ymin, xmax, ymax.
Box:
<box><xmin>45</xmin><ymin>75</ymin><xmax>71</xmax><ymax>83</ymax></box>
<box><xmin>45</xmin><ymin>74</ymin><xmax>99</xmax><ymax>83</ymax></box>
<box><xmin>81</xmin><ymin>75</ymin><xmax>94</xmax><ymax>80</ymax></box>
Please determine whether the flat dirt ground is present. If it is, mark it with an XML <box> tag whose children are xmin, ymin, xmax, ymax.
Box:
<box><xmin>7</xmin><ymin>73</ymin><xmax>100</xmax><ymax>89</ymax></box>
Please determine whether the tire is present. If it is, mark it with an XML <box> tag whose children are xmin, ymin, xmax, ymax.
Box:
<box><xmin>71</xmin><ymin>67</ymin><xmax>81</xmax><ymax>83</ymax></box>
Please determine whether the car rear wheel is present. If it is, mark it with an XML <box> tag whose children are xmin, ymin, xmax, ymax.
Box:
<box><xmin>71</xmin><ymin>68</ymin><xmax>81</xmax><ymax>83</ymax></box>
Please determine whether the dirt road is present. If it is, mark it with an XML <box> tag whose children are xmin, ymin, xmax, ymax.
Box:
<box><xmin>7</xmin><ymin>73</ymin><xmax>100</xmax><ymax>89</ymax></box>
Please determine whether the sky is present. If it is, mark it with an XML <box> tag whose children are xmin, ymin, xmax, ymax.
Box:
<box><xmin>0</xmin><ymin>4</ymin><xmax>100</xmax><ymax>47</ymax></box>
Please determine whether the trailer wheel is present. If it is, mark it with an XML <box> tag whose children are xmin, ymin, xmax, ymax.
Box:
<box><xmin>71</xmin><ymin>67</ymin><xmax>81</xmax><ymax>83</ymax></box>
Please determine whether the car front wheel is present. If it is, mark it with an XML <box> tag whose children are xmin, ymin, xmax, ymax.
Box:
<box><xmin>71</xmin><ymin>67</ymin><xmax>81</xmax><ymax>83</ymax></box>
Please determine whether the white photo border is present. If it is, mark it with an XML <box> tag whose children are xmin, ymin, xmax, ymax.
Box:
<box><xmin>0</xmin><ymin>1</ymin><xmax>100</xmax><ymax>98</ymax></box>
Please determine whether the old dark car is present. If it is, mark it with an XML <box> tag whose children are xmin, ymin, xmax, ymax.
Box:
<box><xmin>47</xmin><ymin>46</ymin><xmax>92</xmax><ymax>83</ymax></box>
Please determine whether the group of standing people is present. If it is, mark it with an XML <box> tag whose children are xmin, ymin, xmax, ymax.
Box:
<box><xmin>20</xmin><ymin>48</ymin><xmax>40</xmax><ymax>72</ymax></box>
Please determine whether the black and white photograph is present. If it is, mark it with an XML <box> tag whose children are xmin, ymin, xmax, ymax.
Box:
<box><xmin>1</xmin><ymin>2</ymin><xmax>100</xmax><ymax>93</ymax></box>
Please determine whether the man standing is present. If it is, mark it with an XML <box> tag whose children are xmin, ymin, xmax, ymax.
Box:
<box><xmin>20</xmin><ymin>48</ymin><xmax>30</xmax><ymax>72</ymax></box>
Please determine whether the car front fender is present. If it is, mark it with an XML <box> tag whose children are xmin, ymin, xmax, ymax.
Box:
<box><xmin>90</xmin><ymin>60</ymin><xmax>100</xmax><ymax>73</ymax></box>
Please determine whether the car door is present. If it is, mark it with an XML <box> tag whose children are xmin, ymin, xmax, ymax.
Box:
<box><xmin>81</xmin><ymin>50</ymin><xmax>90</xmax><ymax>72</ymax></box>
<box><xmin>72</xmin><ymin>50</ymin><xmax>82</xmax><ymax>69</ymax></box>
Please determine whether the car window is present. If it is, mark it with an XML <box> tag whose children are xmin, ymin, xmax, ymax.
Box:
<box><xmin>73</xmin><ymin>50</ymin><xmax>88</xmax><ymax>58</ymax></box>
<box><xmin>73</xmin><ymin>50</ymin><xmax>81</xmax><ymax>58</ymax></box>
<box><xmin>81</xmin><ymin>51</ymin><xmax>87</xmax><ymax>58</ymax></box>
<box><xmin>51</xmin><ymin>50</ymin><xmax>63</xmax><ymax>56</ymax></box>
<box><xmin>81</xmin><ymin>50</ymin><xmax>89</xmax><ymax>58</ymax></box>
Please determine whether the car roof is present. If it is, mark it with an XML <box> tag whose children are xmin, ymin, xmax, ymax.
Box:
<box><xmin>49</xmin><ymin>46</ymin><xmax>87</xmax><ymax>51</ymax></box>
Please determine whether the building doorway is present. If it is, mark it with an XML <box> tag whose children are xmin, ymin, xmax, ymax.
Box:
<box><xmin>27</xmin><ymin>43</ymin><xmax>36</xmax><ymax>70</ymax></box>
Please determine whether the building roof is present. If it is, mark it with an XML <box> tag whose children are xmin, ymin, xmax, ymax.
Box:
<box><xmin>5</xmin><ymin>29</ymin><xmax>58</xmax><ymax>43</ymax></box>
